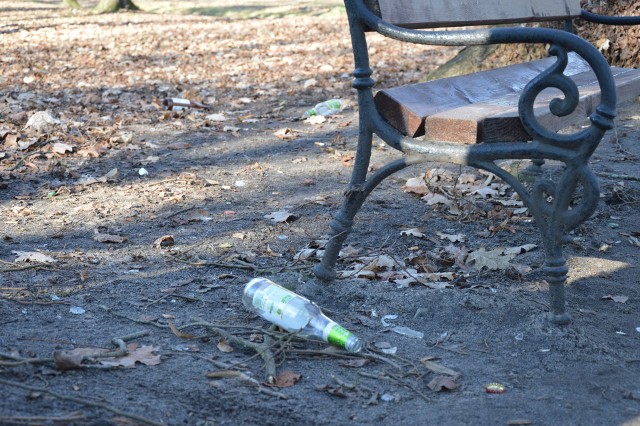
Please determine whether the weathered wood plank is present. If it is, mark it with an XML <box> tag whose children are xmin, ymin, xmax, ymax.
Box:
<box><xmin>374</xmin><ymin>54</ymin><xmax>640</xmax><ymax>143</ymax></box>
<box><xmin>425</xmin><ymin>67</ymin><xmax>640</xmax><ymax>143</ymax></box>
<box><xmin>374</xmin><ymin>53</ymin><xmax>592</xmax><ymax>138</ymax></box>
<box><xmin>370</xmin><ymin>0</ymin><xmax>582</xmax><ymax>28</ymax></box>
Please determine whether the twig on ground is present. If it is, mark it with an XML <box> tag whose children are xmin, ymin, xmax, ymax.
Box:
<box><xmin>596</xmin><ymin>172</ymin><xmax>640</xmax><ymax>182</ymax></box>
<box><xmin>434</xmin><ymin>344</ymin><xmax>470</xmax><ymax>356</ymax></box>
<box><xmin>90</xmin><ymin>330</ymin><xmax>151</xmax><ymax>360</ymax></box>
<box><xmin>7</xmin><ymin>150</ymin><xmax>45</xmax><ymax>172</ymax></box>
<box><xmin>0</xmin><ymin>331</ymin><xmax>150</xmax><ymax>367</ymax></box>
<box><xmin>7</xmin><ymin>299</ymin><xmax>70</xmax><ymax>305</ymax></box>
<box><xmin>163</xmin><ymin>205</ymin><xmax>199</xmax><ymax>219</ymax></box>
<box><xmin>287</xmin><ymin>348</ymin><xmax>363</xmax><ymax>360</ymax></box>
<box><xmin>288</xmin><ymin>347</ymin><xmax>406</xmax><ymax>371</ymax></box>
<box><xmin>0</xmin><ymin>264</ymin><xmax>57</xmax><ymax>273</ymax></box>
<box><xmin>100</xmin><ymin>305</ymin><xmax>168</xmax><ymax>328</ymax></box>
<box><xmin>172</xmin><ymin>258</ymin><xmax>259</xmax><ymax>271</ymax></box>
<box><xmin>143</xmin><ymin>292</ymin><xmax>205</xmax><ymax>308</ymax></box>
<box><xmin>358</xmin><ymin>370</ymin><xmax>431</xmax><ymax>401</ymax></box>
<box><xmin>206</xmin><ymin>357</ymin><xmax>249</xmax><ymax>370</ymax></box>
<box><xmin>0</xmin><ymin>378</ymin><xmax>164</xmax><ymax>426</ymax></box>
<box><xmin>144</xmin><ymin>293</ymin><xmax>171</xmax><ymax>308</ymax></box>
<box><xmin>206</xmin><ymin>370</ymin><xmax>288</xmax><ymax>399</ymax></box>
<box><xmin>0</xmin><ymin>410</ymin><xmax>86</xmax><ymax>425</ymax></box>
<box><xmin>180</xmin><ymin>319</ymin><xmax>279</xmax><ymax>382</ymax></box>
<box><xmin>170</xmin><ymin>257</ymin><xmax>312</xmax><ymax>274</ymax></box>
<box><xmin>0</xmin><ymin>352</ymin><xmax>52</xmax><ymax>367</ymax></box>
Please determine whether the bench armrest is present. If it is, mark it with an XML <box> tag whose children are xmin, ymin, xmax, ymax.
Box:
<box><xmin>349</xmin><ymin>0</ymin><xmax>617</xmax><ymax>150</ymax></box>
<box><xmin>580</xmin><ymin>10</ymin><xmax>640</xmax><ymax>25</ymax></box>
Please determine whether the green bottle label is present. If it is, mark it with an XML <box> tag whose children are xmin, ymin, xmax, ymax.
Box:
<box><xmin>326</xmin><ymin>324</ymin><xmax>353</xmax><ymax>348</ymax></box>
<box><xmin>254</xmin><ymin>286</ymin><xmax>293</xmax><ymax>320</ymax></box>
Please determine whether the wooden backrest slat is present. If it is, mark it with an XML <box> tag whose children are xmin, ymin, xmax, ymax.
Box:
<box><xmin>367</xmin><ymin>0</ymin><xmax>582</xmax><ymax>28</ymax></box>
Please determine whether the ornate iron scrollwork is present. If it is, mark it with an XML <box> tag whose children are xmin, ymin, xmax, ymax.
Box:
<box><xmin>518</xmin><ymin>45</ymin><xmax>614</xmax><ymax>150</ymax></box>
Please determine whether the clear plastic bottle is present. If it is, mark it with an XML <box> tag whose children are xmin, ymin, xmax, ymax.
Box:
<box><xmin>242</xmin><ymin>278</ymin><xmax>362</xmax><ymax>353</ymax></box>
<box><xmin>303</xmin><ymin>99</ymin><xmax>343</xmax><ymax>117</ymax></box>
<box><xmin>162</xmin><ymin>98</ymin><xmax>210</xmax><ymax>111</ymax></box>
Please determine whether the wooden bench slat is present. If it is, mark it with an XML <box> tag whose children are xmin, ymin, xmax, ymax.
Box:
<box><xmin>370</xmin><ymin>0</ymin><xmax>582</xmax><ymax>28</ymax></box>
<box><xmin>425</xmin><ymin>67</ymin><xmax>640</xmax><ymax>143</ymax></box>
<box><xmin>374</xmin><ymin>54</ymin><xmax>640</xmax><ymax>143</ymax></box>
<box><xmin>374</xmin><ymin>54</ymin><xmax>591</xmax><ymax>138</ymax></box>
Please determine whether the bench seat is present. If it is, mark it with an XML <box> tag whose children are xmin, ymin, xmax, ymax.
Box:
<box><xmin>375</xmin><ymin>53</ymin><xmax>640</xmax><ymax>143</ymax></box>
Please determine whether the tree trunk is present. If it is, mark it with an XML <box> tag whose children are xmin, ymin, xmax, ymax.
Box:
<box><xmin>62</xmin><ymin>0</ymin><xmax>81</xmax><ymax>8</ymax></box>
<box><xmin>94</xmin><ymin>0</ymin><xmax>139</xmax><ymax>13</ymax></box>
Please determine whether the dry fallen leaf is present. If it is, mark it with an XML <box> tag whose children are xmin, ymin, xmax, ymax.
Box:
<box><xmin>602</xmin><ymin>295</ymin><xmax>629</xmax><ymax>303</ymax></box>
<box><xmin>98</xmin><ymin>343</ymin><xmax>161</xmax><ymax>368</ymax></box>
<box><xmin>13</xmin><ymin>251</ymin><xmax>56</xmax><ymax>263</ymax></box>
<box><xmin>167</xmin><ymin>320</ymin><xmax>198</xmax><ymax>339</ymax></box>
<box><xmin>206</xmin><ymin>113</ymin><xmax>227</xmax><ymax>122</ymax></box>
<box><xmin>3</xmin><ymin>133</ymin><xmax>19</xmax><ymax>148</ymax></box>
<box><xmin>54</xmin><ymin>347</ymin><xmax>109</xmax><ymax>370</ymax></box>
<box><xmin>274</xmin><ymin>128</ymin><xmax>296</xmax><ymax>140</ymax></box>
<box><xmin>182</xmin><ymin>209</ymin><xmax>213</xmax><ymax>222</ymax></box>
<box><xmin>402</xmin><ymin>177</ymin><xmax>430</xmax><ymax>195</ymax></box>
<box><xmin>427</xmin><ymin>375</ymin><xmax>460</xmax><ymax>392</ymax></box>
<box><xmin>77</xmin><ymin>146</ymin><xmax>101</xmax><ymax>158</ymax></box>
<box><xmin>94</xmin><ymin>232</ymin><xmax>128</xmax><ymax>244</ymax></box>
<box><xmin>167</xmin><ymin>142</ymin><xmax>192</xmax><ymax>150</ymax></box>
<box><xmin>466</xmin><ymin>247</ymin><xmax>514</xmax><ymax>271</ymax></box>
<box><xmin>154</xmin><ymin>235</ymin><xmax>175</xmax><ymax>248</ymax></box>
<box><xmin>503</xmin><ymin>244</ymin><xmax>538</xmax><ymax>255</ymax></box>
<box><xmin>264</xmin><ymin>211</ymin><xmax>297</xmax><ymax>223</ymax></box>
<box><xmin>400</xmin><ymin>228</ymin><xmax>426</xmax><ymax>238</ymax></box>
<box><xmin>340</xmin><ymin>358</ymin><xmax>368</xmax><ymax>368</ymax></box>
<box><xmin>436</xmin><ymin>231</ymin><xmax>466</xmax><ymax>242</ymax></box>
<box><xmin>473</xmin><ymin>187</ymin><xmax>500</xmax><ymax>198</ymax></box>
<box><xmin>422</xmin><ymin>193</ymin><xmax>452</xmax><ymax>206</ymax></box>
<box><xmin>76</xmin><ymin>168</ymin><xmax>119</xmax><ymax>186</ymax></box>
<box><xmin>273</xmin><ymin>371</ymin><xmax>302</xmax><ymax>388</ymax></box>
<box><xmin>24</xmin><ymin>110</ymin><xmax>61</xmax><ymax>133</ymax></box>
<box><xmin>216</xmin><ymin>340</ymin><xmax>235</xmax><ymax>353</ymax></box>
<box><xmin>420</xmin><ymin>359</ymin><xmax>461</xmax><ymax>377</ymax></box>
<box><xmin>52</xmin><ymin>142</ymin><xmax>74</xmax><ymax>154</ymax></box>
<box><xmin>55</xmin><ymin>344</ymin><xmax>160</xmax><ymax>369</ymax></box>
<box><xmin>223</xmin><ymin>125</ymin><xmax>240</xmax><ymax>133</ymax></box>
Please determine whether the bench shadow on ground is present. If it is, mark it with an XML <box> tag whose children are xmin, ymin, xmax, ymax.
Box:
<box><xmin>3</xmin><ymin>106</ymin><xmax>640</xmax><ymax>310</ymax></box>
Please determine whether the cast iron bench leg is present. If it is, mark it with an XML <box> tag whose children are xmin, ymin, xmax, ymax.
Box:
<box><xmin>472</xmin><ymin>154</ymin><xmax>603</xmax><ymax>324</ymax></box>
<box><xmin>539</xmin><ymin>229</ymin><xmax>571</xmax><ymax>324</ymax></box>
<box><xmin>314</xmin><ymin>125</ymin><xmax>425</xmax><ymax>281</ymax></box>
<box><xmin>314</xmin><ymin>127</ymin><xmax>374</xmax><ymax>282</ymax></box>
<box><xmin>544</xmin><ymin>252</ymin><xmax>571</xmax><ymax>325</ymax></box>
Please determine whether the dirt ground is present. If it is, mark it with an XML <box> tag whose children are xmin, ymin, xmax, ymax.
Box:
<box><xmin>1</xmin><ymin>2</ymin><xmax>640</xmax><ymax>425</ymax></box>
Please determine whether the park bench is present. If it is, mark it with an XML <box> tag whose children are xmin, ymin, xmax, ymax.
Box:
<box><xmin>313</xmin><ymin>0</ymin><xmax>640</xmax><ymax>324</ymax></box>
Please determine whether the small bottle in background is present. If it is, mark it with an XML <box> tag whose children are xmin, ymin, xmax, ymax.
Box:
<box><xmin>243</xmin><ymin>278</ymin><xmax>362</xmax><ymax>353</ymax></box>
<box><xmin>162</xmin><ymin>98</ymin><xmax>210</xmax><ymax>111</ymax></box>
<box><xmin>303</xmin><ymin>99</ymin><xmax>343</xmax><ymax>117</ymax></box>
